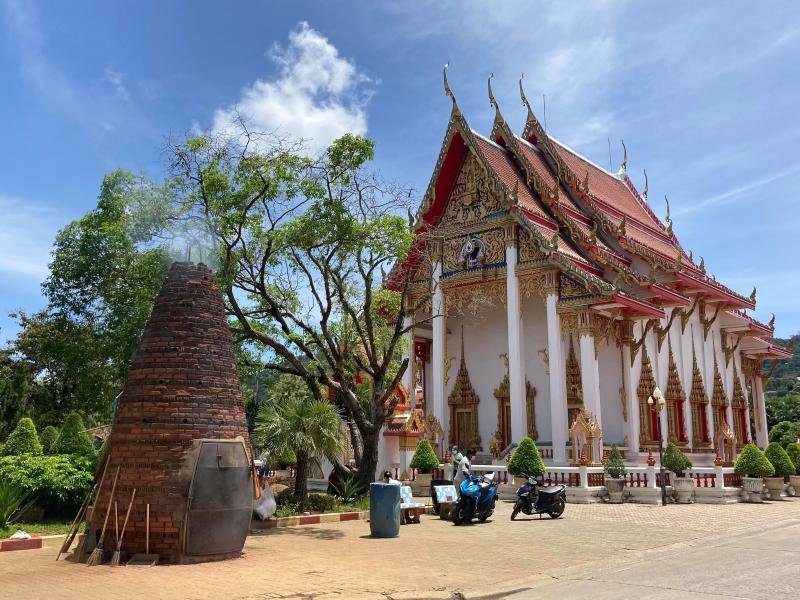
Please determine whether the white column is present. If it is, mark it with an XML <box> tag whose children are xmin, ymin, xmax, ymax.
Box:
<box><xmin>431</xmin><ymin>261</ymin><xmax>446</xmax><ymax>444</ymax></box>
<box><xmin>401</xmin><ymin>316</ymin><xmax>414</xmax><ymax>397</ymax></box>
<box><xmin>752</xmin><ymin>375</ymin><xmax>768</xmax><ymax>448</ymax></box>
<box><xmin>578</xmin><ymin>325</ymin><xmax>602</xmax><ymax>431</ymax></box>
<box><xmin>621</xmin><ymin>331</ymin><xmax>640</xmax><ymax>454</ymax></box>
<box><xmin>505</xmin><ymin>244</ymin><xmax>527</xmax><ymax>444</ymax></box>
<box><xmin>547</xmin><ymin>292</ymin><xmax>568</xmax><ymax>464</ymax></box>
<box><xmin>677</xmin><ymin>323</ymin><xmax>694</xmax><ymax>448</ymax></box>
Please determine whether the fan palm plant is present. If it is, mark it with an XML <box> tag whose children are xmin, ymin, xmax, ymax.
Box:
<box><xmin>253</xmin><ymin>375</ymin><xmax>346</xmax><ymax>507</ymax></box>
<box><xmin>0</xmin><ymin>479</ymin><xmax>35</xmax><ymax>529</ymax></box>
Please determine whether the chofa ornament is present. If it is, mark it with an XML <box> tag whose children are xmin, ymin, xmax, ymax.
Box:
<box><xmin>459</xmin><ymin>235</ymin><xmax>486</xmax><ymax>268</ymax></box>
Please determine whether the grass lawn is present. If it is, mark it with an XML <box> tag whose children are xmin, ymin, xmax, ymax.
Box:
<box><xmin>1</xmin><ymin>520</ymin><xmax>73</xmax><ymax>539</ymax></box>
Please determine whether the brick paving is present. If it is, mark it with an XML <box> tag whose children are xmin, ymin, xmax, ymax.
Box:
<box><xmin>1</xmin><ymin>499</ymin><xmax>798</xmax><ymax>600</ymax></box>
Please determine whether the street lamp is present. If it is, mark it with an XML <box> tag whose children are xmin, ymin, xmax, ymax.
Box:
<box><xmin>647</xmin><ymin>386</ymin><xmax>668</xmax><ymax>506</ymax></box>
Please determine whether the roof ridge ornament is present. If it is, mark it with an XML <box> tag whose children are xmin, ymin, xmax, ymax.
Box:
<box><xmin>664</xmin><ymin>195</ymin><xmax>673</xmax><ymax>236</ymax></box>
<box><xmin>619</xmin><ymin>139</ymin><xmax>628</xmax><ymax>173</ymax></box>
<box><xmin>642</xmin><ymin>169</ymin><xmax>649</xmax><ymax>200</ymax></box>
<box><xmin>769</xmin><ymin>313</ymin><xmax>776</xmax><ymax>330</ymax></box>
<box><xmin>519</xmin><ymin>74</ymin><xmax>532</xmax><ymax>115</ymax></box>
<box><xmin>443</xmin><ymin>62</ymin><xmax>460</xmax><ymax>117</ymax></box>
<box><xmin>749</xmin><ymin>286</ymin><xmax>757</xmax><ymax>304</ymax></box>
<box><xmin>488</xmin><ymin>72</ymin><xmax>498</xmax><ymax>112</ymax></box>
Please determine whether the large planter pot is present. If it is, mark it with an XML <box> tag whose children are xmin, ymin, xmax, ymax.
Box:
<box><xmin>415</xmin><ymin>472</ymin><xmax>432</xmax><ymax>488</ymax></box>
<box><xmin>672</xmin><ymin>476</ymin><xmax>694</xmax><ymax>504</ymax></box>
<box><xmin>605</xmin><ymin>478</ymin><xmax>625</xmax><ymax>503</ymax></box>
<box><xmin>741</xmin><ymin>476</ymin><xmax>764</xmax><ymax>503</ymax></box>
<box><xmin>789</xmin><ymin>475</ymin><xmax>800</xmax><ymax>497</ymax></box>
<box><xmin>764</xmin><ymin>477</ymin><xmax>785</xmax><ymax>500</ymax></box>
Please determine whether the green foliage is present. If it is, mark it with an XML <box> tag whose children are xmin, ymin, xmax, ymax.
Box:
<box><xmin>0</xmin><ymin>455</ymin><xmax>93</xmax><ymax>516</ymax></box>
<box><xmin>0</xmin><ymin>479</ymin><xmax>36</xmax><ymax>528</ymax></box>
<box><xmin>409</xmin><ymin>439</ymin><xmax>440</xmax><ymax>473</ymax></box>
<box><xmin>603</xmin><ymin>444</ymin><xmax>627</xmax><ymax>479</ymax></box>
<box><xmin>765</xmin><ymin>442</ymin><xmax>796</xmax><ymax>477</ymax></box>
<box><xmin>331</xmin><ymin>475</ymin><xmax>365</xmax><ymax>502</ymax></box>
<box><xmin>52</xmin><ymin>412</ymin><xmax>95</xmax><ymax>459</ymax></box>
<box><xmin>307</xmin><ymin>493</ymin><xmax>338</xmax><ymax>513</ymax></box>
<box><xmin>273</xmin><ymin>448</ymin><xmax>297</xmax><ymax>469</ymax></box>
<box><xmin>39</xmin><ymin>426</ymin><xmax>59</xmax><ymax>455</ymax></box>
<box><xmin>768</xmin><ymin>420</ymin><xmax>800</xmax><ymax>448</ymax></box>
<box><xmin>275</xmin><ymin>504</ymin><xmax>299</xmax><ymax>518</ymax></box>
<box><xmin>663</xmin><ymin>442</ymin><xmax>693</xmax><ymax>477</ymax></box>
<box><xmin>2</xmin><ymin>418</ymin><xmax>43</xmax><ymax>456</ymax></box>
<box><xmin>734</xmin><ymin>443</ymin><xmax>775</xmax><ymax>478</ymax></box>
<box><xmin>507</xmin><ymin>437</ymin><xmax>546</xmax><ymax>477</ymax></box>
<box><xmin>785</xmin><ymin>443</ymin><xmax>800</xmax><ymax>474</ymax></box>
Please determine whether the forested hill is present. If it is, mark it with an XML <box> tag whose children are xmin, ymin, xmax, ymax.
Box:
<box><xmin>767</xmin><ymin>333</ymin><xmax>800</xmax><ymax>396</ymax></box>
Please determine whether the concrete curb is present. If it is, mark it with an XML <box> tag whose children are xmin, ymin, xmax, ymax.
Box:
<box><xmin>0</xmin><ymin>538</ymin><xmax>43</xmax><ymax>552</ymax></box>
<box><xmin>251</xmin><ymin>510</ymin><xmax>369</xmax><ymax>530</ymax></box>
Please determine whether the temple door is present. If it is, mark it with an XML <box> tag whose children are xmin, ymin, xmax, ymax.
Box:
<box><xmin>455</xmin><ymin>408</ymin><xmax>475</xmax><ymax>450</ymax></box>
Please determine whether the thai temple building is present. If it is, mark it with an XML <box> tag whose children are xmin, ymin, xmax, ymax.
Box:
<box><xmin>384</xmin><ymin>71</ymin><xmax>791</xmax><ymax>472</ymax></box>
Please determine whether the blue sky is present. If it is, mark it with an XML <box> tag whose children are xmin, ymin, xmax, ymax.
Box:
<box><xmin>1</xmin><ymin>1</ymin><xmax>799</xmax><ymax>342</ymax></box>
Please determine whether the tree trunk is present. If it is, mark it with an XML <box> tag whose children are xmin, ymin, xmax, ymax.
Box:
<box><xmin>294</xmin><ymin>449</ymin><xmax>309</xmax><ymax>508</ymax></box>
<box><xmin>356</xmin><ymin>428</ymin><xmax>379</xmax><ymax>490</ymax></box>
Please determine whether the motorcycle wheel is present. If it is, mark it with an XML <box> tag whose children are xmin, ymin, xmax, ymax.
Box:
<box><xmin>479</xmin><ymin>510</ymin><xmax>493</xmax><ymax>522</ymax></box>
<box><xmin>548</xmin><ymin>497</ymin><xmax>566</xmax><ymax>519</ymax></box>
<box><xmin>510</xmin><ymin>502</ymin><xmax>521</xmax><ymax>521</ymax></box>
<box><xmin>452</xmin><ymin>505</ymin><xmax>467</xmax><ymax>525</ymax></box>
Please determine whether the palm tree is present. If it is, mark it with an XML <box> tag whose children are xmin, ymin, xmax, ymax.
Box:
<box><xmin>253</xmin><ymin>375</ymin><xmax>346</xmax><ymax>506</ymax></box>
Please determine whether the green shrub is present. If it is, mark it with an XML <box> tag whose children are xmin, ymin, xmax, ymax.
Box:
<box><xmin>273</xmin><ymin>447</ymin><xmax>297</xmax><ymax>469</ymax></box>
<box><xmin>0</xmin><ymin>455</ymin><xmax>93</xmax><ymax>517</ymax></box>
<box><xmin>409</xmin><ymin>439</ymin><xmax>439</xmax><ymax>473</ymax></box>
<box><xmin>274</xmin><ymin>485</ymin><xmax>295</xmax><ymax>506</ymax></box>
<box><xmin>52</xmin><ymin>412</ymin><xmax>95</xmax><ymax>459</ymax></box>
<box><xmin>0</xmin><ymin>479</ymin><xmax>36</xmax><ymax>528</ymax></box>
<box><xmin>2</xmin><ymin>418</ymin><xmax>43</xmax><ymax>456</ymax></box>
<box><xmin>603</xmin><ymin>444</ymin><xmax>627</xmax><ymax>479</ymax></box>
<box><xmin>785</xmin><ymin>443</ymin><xmax>800</xmax><ymax>475</ymax></box>
<box><xmin>39</xmin><ymin>426</ymin><xmax>59</xmax><ymax>455</ymax></box>
<box><xmin>507</xmin><ymin>437</ymin><xmax>546</xmax><ymax>477</ymax></box>
<box><xmin>768</xmin><ymin>421</ymin><xmax>800</xmax><ymax>448</ymax></box>
<box><xmin>307</xmin><ymin>493</ymin><xmax>338</xmax><ymax>513</ymax></box>
<box><xmin>765</xmin><ymin>442</ymin><xmax>795</xmax><ymax>477</ymax></box>
<box><xmin>331</xmin><ymin>475</ymin><xmax>365</xmax><ymax>502</ymax></box>
<box><xmin>663</xmin><ymin>442</ymin><xmax>693</xmax><ymax>477</ymax></box>
<box><xmin>734</xmin><ymin>443</ymin><xmax>775</xmax><ymax>478</ymax></box>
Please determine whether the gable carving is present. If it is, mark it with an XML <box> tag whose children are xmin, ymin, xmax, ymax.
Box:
<box><xmin>443</xmin><ymin>154</ymin><xmax>502</xmax><ymax>225</ymax></box>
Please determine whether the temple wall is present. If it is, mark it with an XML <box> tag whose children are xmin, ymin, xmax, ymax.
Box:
<box><xmin>521</xmin><ymin>295</ymin><xmax>551</xmax><ymax>443</ymax></box>
<box><xmin>597</xmin><ymin>339</ymin><xmax>624</xmax><ymax>444</ymax></box>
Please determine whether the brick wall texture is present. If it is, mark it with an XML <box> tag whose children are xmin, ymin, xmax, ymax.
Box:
<box><xmin>89</xmin><ymin>262</ymin><xmax>251</xmax><ymax>562</ymax></box>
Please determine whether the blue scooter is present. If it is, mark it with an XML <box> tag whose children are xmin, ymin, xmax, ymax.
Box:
<box><xmin>452</xmin><ymin>473</ymin><xmax>498</xmax><ymax>525</ymax></box>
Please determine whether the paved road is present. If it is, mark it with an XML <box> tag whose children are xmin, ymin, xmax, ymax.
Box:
<box><xmin>507</xmin><ymin>519</ymin><xmax>800</xmax><ymax>600</ymax></box>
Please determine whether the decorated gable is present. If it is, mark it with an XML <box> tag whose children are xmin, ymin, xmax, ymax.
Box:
<box><xmin>443</xmin><ymin>153</ymin><xmax>502</xmax><ymax>225</ymax></box>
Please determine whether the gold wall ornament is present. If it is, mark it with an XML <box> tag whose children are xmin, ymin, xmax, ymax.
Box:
<box><xmin>518</xmin><ymin>273</ymin><xmax>549</xmax><ymax>301</ymax></box>
<box><xmin>443</xmin><ymin>355</ymin><xmax>454</xmax><ymax>386</ymax></box>
<box><xmin>493</xmin><ymin>373</ymin><xmax>538</xmax><ymax>447</ymax></box>
<box><xmin>656</xmin><ymin>308</ymin><xmax>681</xmax><ymax>351</ymax></box>
<box><xmin>680</xmin><ymin>297</ymin><xmax>700</xmax><ymax>332</ymax></box>
<box><xmin>723</xmin><ymin>333</ymin><xmax>741</xmax><ymax>367</ymax></box>
<box><xmin>569</xmin><ymin>410</ymin><xmax>603</xmax><ymax>465</ymax></box>
<box><xmin>560</xmin><ymin>273</ymin><xmax>589</xmax><ymax>301</ymax></box>
<box><xmin>442</xmin><ymin>227</ymin><xmax>505</xmax><ymax>273</ymax></box>
<box><xmin>560</xmin><ymin>312</ymin><xmax>579</xmax><ymax>335</ymax></box>
<box><xmin>689</xmin><ymin>349</ymin><xmax>711</xmax><ymax>447</ymax></box>
<box><xmin>538</xmin><ymin>348</ymin><xmax>550</xmax><ymax>375</ymax></box>
<box><xmin>637</xmin><ymin>348</ymin><xmax>658</xmax><ymax>448</ymax></box>
<box><xmin>498</xmin><ymin>352</ymin><xmax>509</xmax><ymax>375</ymax></box>
<box><xmin>444</xmin><ymin>279</ymin><xmax>506</xmax><ymax>317</ymax></box>
<box><xmin>443</xmin><ymin>153</ymin><xmax>501</xmax><ymax>225</ymax></box>
<box><xmin>665</xmin><ymin>345</ymin><xmax>688</xmax><ymax>444</ymax></box>
<box><xmin>630</xmin><ymin>319</ymin><xmax>657</xmax><ymax>362</ymax></box>
<box><xmin>702</xmin><ymin>299</ymin><xmax>725</xmax><ymax>340</ymax></box>
<box><xmin>565</xmin><ymin>336</ymin><xmax>584</xmax><ymax>426</ymax></box>
<box><xmin>447</xmin><ymin>331</ymin><xmax>481</xmax><ymax>450</ymax></box>
<box><xmin>619</xmin><ymin>386</ymin><xmax>628</xmax><ymax>422</ymax></box>
<box><xmin>517</xmin><ymin>228</ymin><xmax>548</xmax><ymax>264</ymax></box>
<box><xmin>761</xmin><ymin>359</ymin><xmax>780</xmax><ymax>388</ymax></box>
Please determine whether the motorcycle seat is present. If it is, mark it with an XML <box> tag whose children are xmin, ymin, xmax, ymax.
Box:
<box><xmin>538</xmin><ymin>485</ymin><xmax>565</xmax><ymax>495</ymax></box>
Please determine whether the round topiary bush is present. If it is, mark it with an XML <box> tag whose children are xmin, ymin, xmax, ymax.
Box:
<box><xmin>765</xmin><ymin>442</ymin><xmax>796</xmax><ymax>477</ymax></box>
<box><xmin>409</xmin><ymin>439</ymin><xmax>440</xmax><ymax>473</ymax></box>
<box><xmin>785</xmin><ymin>443</ymin><xmax>800</xmax><ymax>475</ymax></box>
<box><xmin>603</xmin><ymin>444</ymin><xmax>627</xmax><ymax>479</ymax></box>
<box><xmin>39</xmin><ymin>426</ymin><xmax>59</xmax><ymax>455</ymax></box>
<box><xmin>2</xmin><ymin>418</ymin><xmax>43</xmax><ymax>456</ymax></box>
<box><xmin>52</xmin><ymin>412</ymin><xmax>96</xmax><ymax>459</ymax></box>
<box><xmin>507</xmin><ymin>436</ymin><xmax>546</xmax><ymax>478</ymax></box>
<box><xmin>734</xmin><ymin>443</ymin><xmax>774</xmax><ymax>478</ymax></box>
<box><xmin>663</xmin><ymin>442</ymin><xmax>693</xmax><ymax>477</ymax></box>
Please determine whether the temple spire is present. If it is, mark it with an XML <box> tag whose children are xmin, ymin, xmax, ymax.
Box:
<box><xmin>619</xmin><ymin>139</ymin><xmax>628</xmax><ymax>173</ymax></box>
<box><xmin>642</xmin><ymin>169</ymin><xmax>649</xmax><ymax>200</ymax></box>
<box><xmin>443</xmin><ymin>62</ymin><xmax>461</xmax><ymax>117</ymax></box>
<box><xmin>488</xmin><ymin>72</ymin><xmax>498</xmax><ymax>112</ymax></box>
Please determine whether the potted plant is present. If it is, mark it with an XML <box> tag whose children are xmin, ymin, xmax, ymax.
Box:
<box><xmin>663</xmin><ymin>442</ymin><xmax>694</xmax><ymax>503</ymax></box>
<box><xmin>764</xmin><ymin>442</ymin><xmax>794</xmax><ymax>500</ymax></box>
<box><xmin>603</xmin><ymin>444</ymin><xmax>627</xmax><ymax>503</ymax></box>
<box><xmin>734</xmin><ymin>443</ymin><xmax>774</xmax><ymax>502</ymax></box>
<box><xmin>507</xmin><ymin>436</ymin><xmax>546</xmax><ymax>485</ymax></box>
<box><xmin>785</xmin><ymin>443</ymin><xmax>800</xmax><ymax>496</ymax></box>
<box><xmin>409</xmin><ymin>439</ymin><xmax>440</xmax><ymax>488</ymax></box>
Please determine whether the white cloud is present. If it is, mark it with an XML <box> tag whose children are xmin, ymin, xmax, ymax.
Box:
<box><xmin>0</xmin><ymin>195</ymin><xmax>62</xmax><ymax>281</ymax></box>
<box><xmin>212</xmin><ymin>22</ymin><xmax>371</xmax><ymax>155</ymax></box>
<box><xmin>103</xmin><ymin>67</ymin><xmax>131</xmax><ymax>102</ymax></box>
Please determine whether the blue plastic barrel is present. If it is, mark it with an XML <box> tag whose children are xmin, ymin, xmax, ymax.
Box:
<box><xmin>369</xmin><ymin>482</ymin><xmax>400</xmax><ymax>538</ymax></box>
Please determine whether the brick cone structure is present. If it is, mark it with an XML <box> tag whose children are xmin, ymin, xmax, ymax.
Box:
<box><xmin>88</xmin><ymin>262</ymin><xmax>253</xmax><ymax>563</ymax></box>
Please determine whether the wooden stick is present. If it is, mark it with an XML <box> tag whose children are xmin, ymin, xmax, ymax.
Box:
<box><xmin>58</xmin><ymin>454</ymin><xmax>110</xmax><ymax>560</ymax></box>
<box><xmin>86</xmin><ymin>465</ymin><xmax>120</xmax><ymax>566</ymax></box>
<box><xmin>110</xmin><ymin>489</ymin><xmax>136</xmax><ymax>566</ymax></box>
<box><xmin>114</xmin><ymin>502</ymin><xmax>119</xmax><ymax>546</ymax></box>
<box><xmin>146</xmin><ymin>504</ymin><xmax>150</xmax><ymax>555</ymax></box>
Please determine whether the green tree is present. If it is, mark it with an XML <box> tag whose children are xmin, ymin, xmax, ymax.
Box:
<box><xmin>52</xmin><ymin>412</ymin><xmax>96</xmax><ymax>459</ymax></box>
<box><xmin>768</xmin><ymin>420</ymin><xmax>800</xmax><ymax>447</ymax></box>
<box><xmin>603</xmin><ymin>444</ymin><xmax>627</xmax><ymax>479</ymax></box>
<box><xmin>734</xmin><ymin>443</ymin><xmax>775</xmax><ymax>478</ymax></box>
<box><xmin>663</xmin><ymin>442</ymin><xmax>692</xmax><ymax>477</ymax></box>
<box><xmin>252</xmin><ymin>374</ymin><xmax>346</xmax><ymax>506</ymax></box>
<box><xmin>39</xmin><ymin>426</ymin><xmax>59</xmax><ymax>455</ymax></box>
<box><xmin>508</xmin><ymin>437</ymin><xmax>546</xmax><ymax>478</ymax></box>
<box><xmin>409</xmin><ymin>439</ymin><xmax>440</xmax><ymax>473</ymax></box>
<box><xmin>2</xmin><ymin>418</ymin><xmax>43</xmax><ymax>456</ymax></box>
<box><xmin>785</xmin><ymin>443</ymin><xmax>800</xmax><ymax>474</ymax></box>
<box><xmin>169</xmin><ymin>129</ymin><xmax>430</xmax><ymax>489</ymax></box>
<box><xmin>765</xmin><ymin>442</ymin><xmax>796</xmax><ymax>477</ymax></box>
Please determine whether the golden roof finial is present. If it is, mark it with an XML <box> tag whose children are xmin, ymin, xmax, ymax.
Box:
<box><xmin>620</xmin><ymin>139</ymin><xmax>628</xmax><ymax>172</ymax></box>
<box><xmin>443</xmin><ymin>62</ymin><xmax>460</xmax><ymax>115</ymax></box>
<box><xmin>689</xmin><ymin>250</ymin><xmax>693</xmax><ymax>262</ymax></box>
<box><xmin>488</xmin><ymin>72</ymin><xmax>498</xmax><ymax>112</ymax></box>
<box><xmin>749</xmin><ymin>286</ymin><xmax>757</xmax><ymax>304</ymax></box>
<box><xmin>769</xmin><ymin>313</ymin><xmax>776</xmax><ymax>329</ymax></box>
<box><xmin>618</xmin><ymin>216</ymin><xmax>627</xmax><ymax>237</ymax></box>
<box><xmin>664</xmin><ymin>195</ymin><xmax>671</xmax><ymax>225</ymax></box>
<box><xmin>519</xmin><ymin>73</ymin><xmax>532</xmax><ymax>115</ymax></box>
<box><xmin>699</xmin><ymin>256</ymin><xmax>706</xmax><ymax>273</ymax></box>
<box><xmin>642</xmin><ymin>169</ymin><xmax>649</xmax><ymax>200</ymax></box>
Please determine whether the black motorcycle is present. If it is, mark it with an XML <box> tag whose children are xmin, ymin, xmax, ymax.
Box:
<box><xmin>510</xmin><ymin>474</ymin><xmax>566</xmax><ymax>520</ymax></box>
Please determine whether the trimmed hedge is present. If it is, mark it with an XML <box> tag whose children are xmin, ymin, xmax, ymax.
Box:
<box><xmin>785</xmin><ymin>443</ymin><xmax>800</xmax><ymax>475</ymax></box>
<box><xmin>603</xmin><ymin>444</ymin><xmax>627</xmax><ymax>479</ymax></box>
<box><xmin>52</xmin><ymin>412</ymin><xmax>96</xmax><ymax>459</ymax></box>
<box><xmin>663</xmin><ymin>442</ymin><xmax>692</xmax><ymax>477</ymax></box>
<box><xmin>2</xmin><ymin>418</ymin><xmax>43</xmax><ymax>456</ymax></box>
<box><xmin>765</xmin><ymin>442</ymin><xmax>796</xmax><ymax>477</ymax></box>
<box><xmin>734</xmin><ymin>443</ymin><xmax>774</xmax><ymax>478</ymax></box>
<box><xmin>507</xmin><ymin>436</ymin><xmax>546</xmax><ymax>477</ymax></box>
<box><xmin>0</xmin><ymin>455</ymin><xmax>93</xmax><ymax>516</ymax></box>
<box><xmin>40</xmin><ymin>426</ymin><xmax>59</xmax><ymax>455</ymax></box>
<box><xmin>409</xmin><ymin>439</ymin><xmax>439</xmax><ymax>473</ymax></box>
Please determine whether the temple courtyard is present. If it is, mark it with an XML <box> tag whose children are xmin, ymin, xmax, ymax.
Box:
<box><xmin>1</xmin><ymin>499</ymin><xmax>798</xmax><ymax>599</ymax></box>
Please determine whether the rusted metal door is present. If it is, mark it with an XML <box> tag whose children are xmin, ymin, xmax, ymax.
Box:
<box><xmin>184</xmin><ymin>440</ymin><xmax>253</xmax><ymax>557</ymax></box>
